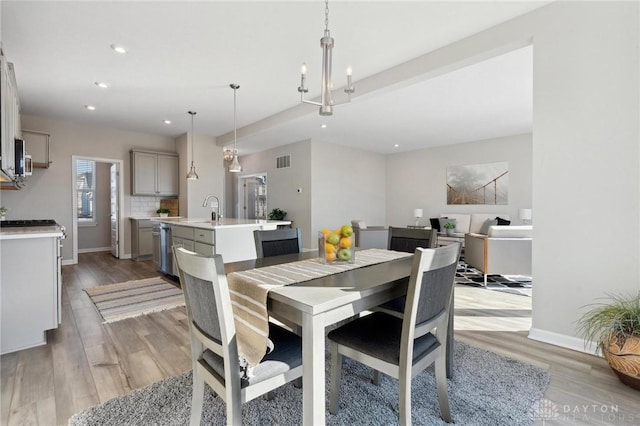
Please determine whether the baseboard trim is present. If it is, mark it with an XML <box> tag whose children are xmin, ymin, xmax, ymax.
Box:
<box><xmin>78</xmin><ymin>247</ymin><xmax>112</xmax><ymax>254</ymax></box>
<box><xmin>528</xmin><ymin>327</ymin><xmax>600</xmax><ymax>355</ymax></box>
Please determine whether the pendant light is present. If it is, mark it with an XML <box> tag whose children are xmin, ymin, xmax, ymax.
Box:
<box><xmin>229</xmin><ymin>84</ymin><xmax>242</xmax><ymax>173</ymax></box>
<box><xmin>186</xmin><ymin>111</ymin><xmax>199</xmax><ymax>180</ymax></box>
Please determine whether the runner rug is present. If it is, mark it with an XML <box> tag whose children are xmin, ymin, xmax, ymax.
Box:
<box><xmin>84</xmin><ymin>277</ymin><xmax>184</xmax><ymax>323</ymax></box>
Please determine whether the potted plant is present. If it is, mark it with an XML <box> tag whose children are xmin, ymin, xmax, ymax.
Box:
<box><xmin>0</xmin><ymin>206</ymin><xmax>7</xmax><ymax>220</ymax></box>
<box><xmin>268</xmin><ymin>208</ymin><xmax>287</xmax><ymax>221</ymax></box>
<box><xmin>578</xmin><ymin>293</ymin><xmax>640</xmax><ymax>390</ymax></box>
<box><xmin>443</xmin><ymin>221</ymin><xmax>456</xmax><ymax>236</ymax></box>
<box><xmin>156</xmin><ymin>208</ymin><xmax>170</xmax><ymax>218</ymax></box>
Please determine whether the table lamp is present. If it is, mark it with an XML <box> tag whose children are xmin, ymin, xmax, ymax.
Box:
<box><xmin>413</xmin><ymin>208</ymin><xmax>423</xmax><ymax>226</ymax></box>
<box><xmin>519</xmin><ymin>208</ymin><xmax>532</xmax><ymax>225</ymax></box>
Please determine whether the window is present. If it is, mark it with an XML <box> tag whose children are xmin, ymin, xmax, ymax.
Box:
<box><xmin>76</xmin><ymin>159</ymin><xmax>96</xmax><ymax>225</ymax></box>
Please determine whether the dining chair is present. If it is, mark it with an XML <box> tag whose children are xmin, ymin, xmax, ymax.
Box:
<box><xmin>388</xmin><ymin>226</ymin><xmax>438</xmax><ymax>252</ymax></box>
<box><xmin>328</xmin><ymin>244</ymin><xmax>459</xmax><ymax>424</ymax></box>
<box><xmin>376</xmin><ymin>226</ymin><xmax>439</xmax><ymax>318</ymax></box>
<box><xmin>173</xmin><ymin>246</ymin><xmax>303</xmax><ymax>426</ymax></box>
<box><xmin>253</xmin><ymin>227</ymin><xmax>302</xmax><ymax>258</ymax></box>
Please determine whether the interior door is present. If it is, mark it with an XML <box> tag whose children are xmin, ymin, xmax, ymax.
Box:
<box><xmin>238</xmin><ymin>175</ymin><xmax>267</xmax><ymax>220</ymax></box>
<box><xmin>110</xmin><ymin>163</ymin><xmax>119</xmax><ymax>258</ymax></box>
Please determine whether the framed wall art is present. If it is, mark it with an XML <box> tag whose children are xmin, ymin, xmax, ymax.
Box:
<box><xmin>446</xmin><ymin>161</ymin><xmax>508</xmax><ymax>205</ymax></box>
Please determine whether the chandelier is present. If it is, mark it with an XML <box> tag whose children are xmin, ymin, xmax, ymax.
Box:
<box><xmin>228</xmin><ymin>84</ymin><xmax>242</xmax><ymax>173</ymax></box>
<box><xmin>297</xmin><ymin>0</ymin><xmax>354</xmax><ymax>116</ymax></box>
<box><xmin>186</xmin><ymin>111</ymin><xmax>198</xmax><ymax>180</ymax></box>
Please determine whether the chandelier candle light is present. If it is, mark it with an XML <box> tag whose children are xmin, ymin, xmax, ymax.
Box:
<box><xmin>186</xmin><ymin>111</ymin><xmax>199</xmax><ymax>180</ymax></box>
<box><xmin>228</xmin><ymin>84</ymin><xmax>242</xmax><ymax>173</ymax></box>
<box><xmin>297</xmin><ymin>0</ymin><xmax>355</xmax><ymax>116</ymax></box>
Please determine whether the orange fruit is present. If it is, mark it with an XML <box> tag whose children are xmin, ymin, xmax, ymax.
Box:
<box><xmin>321</xmin><ymin>228</ymin><xmax>331</xmax><ymax>237</ymax></box>
<box><xmin>325</xmin><ymin>251</ymin><xmax>336</xmax><ymax>262</ymax></box>
<box><xmin>339</xmin><ymin>237</ymin><xmax>352</xmax><ymax>248</ymax></box>
<box><xmin>325</xmin><ymin>243</ymin><xmax>337</xmax><ymax>253</ymax></box>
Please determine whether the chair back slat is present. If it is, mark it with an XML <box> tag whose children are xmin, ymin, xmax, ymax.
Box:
<box><xmin>415</xmin><ymin>262</ymin><xmax>458</xmax><ymax>325</ymax></box>
<box><xmin>254</xmin><ymin>228</ymin><xmax>302</xmax><ymax>258</ymax></box>
<box><xmin>180</xmin><ymin>272</ymin><xmax>223</xmax><ymax>343</ymax></box>
<box><xmin>401</xmin><ymin>243</ymin><xmax>460</xmax><ymax>345</ymax></box>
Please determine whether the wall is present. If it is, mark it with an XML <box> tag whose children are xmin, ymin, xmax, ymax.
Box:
<box><xmin>235</xmin><ymin>140</ymin><xmax>313</xmax><ymax>248</ymax></box>
<box><xmin>77</xmin><ymin>161</ymin><xmax>111</xmax><ymax>251</ymax></box>
<box><xmin>2</xmin><ymin>114</ymin><xmax>176</xmax><ymax>261</ymax></box>
<box><xmin>386</xmin><ymin>133</ymin><xmax>531</xmax><ymax>226</ymax></box>
<box><xmin>310</xmin><ymin>140</ymin><xmax>387</xmax><ymax>246</ymax></box>
<box><xmin>528</xmin><ymin>1</ymin><xmax>639</xmax><ymax>347</ymax></box>
<box><xmin>178</xmin><ymin>132</ymin><xmax>225</xmax><ymax>219</ymax></box>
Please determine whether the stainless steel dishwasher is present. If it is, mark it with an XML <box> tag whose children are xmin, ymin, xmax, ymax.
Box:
<box><xmin>153</xmin><ymin>222</ymin><xmax>174</xmax><ymax>276</ymax></box>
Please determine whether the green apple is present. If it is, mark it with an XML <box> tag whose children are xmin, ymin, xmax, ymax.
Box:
<box><xmin>337</xmin><ymin>248</ymin><xmax>352</xmax><ymax>261</ymax></box>
<box><xmin>340</xmin><ymin>225</ymin><xmax>354</xmax><ymax>237</ymax></box>
<box><xmin>327</xmin><ymin>232</ymin><xmax>340</xmax><ymax>245</ymax></box>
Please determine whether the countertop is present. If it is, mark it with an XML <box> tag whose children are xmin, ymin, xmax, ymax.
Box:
<box><xmin>129</xmin><ymin>216</ymin><xmax>182</xmax><ymax>220</ymax></box>
<box><xmin>0</xmin><ymin>225</ymin><xmax>65</xmax><ymax>240</ymax></box>
<box><xmin>154</xmin><ymin>218</ymin><xmax>291</xmax><ymax>230</ymax></box>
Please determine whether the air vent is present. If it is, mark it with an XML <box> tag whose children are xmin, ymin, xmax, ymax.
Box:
<box><xmin>276</xmin><ymin>154</ymin><xmax>291</xmax><ymax>169</ymax></box>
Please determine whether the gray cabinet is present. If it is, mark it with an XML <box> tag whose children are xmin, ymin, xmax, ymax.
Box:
<box><xmin>1</xmin><ymin>51</ymin><xmax>21</xmax><ymax>181</ymax></box>
<box><xmin>131</xmin><ymin>150</ymin><xmax>179</xmax><ymax>196</ymax></box>
<box><xmin>171</xmin><ymin>224</ymin><xmax>215</xmax><ymax>262</ymax></box>
<box><xmin>131</xmin><ymin>219</ymin><xmax>153</xmax><ymax>260</ymax></box>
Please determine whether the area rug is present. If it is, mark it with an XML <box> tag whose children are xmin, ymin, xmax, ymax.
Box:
<box><xmin>69</xmin><ymin>341</ymin><xmax>549</xmax><ymax>425</ymax></box>
<box><xmin>456</xmin><ymin>263</ymin><xmax>532</xmax><ymax>297</ymax></box>
<box><xmin>84</xmin><ymin>277</ymin><xmax>184</xmax><ymax>323</ymax></box>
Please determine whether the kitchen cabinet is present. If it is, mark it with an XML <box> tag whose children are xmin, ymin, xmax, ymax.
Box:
<box><xmin>1</xmin><ymin>51</ymin><xmax>21</xmax><ymax>181</ymax></box>
<box><xmin>130</xmin><ymin>218</ymin><xmax>153</xmax><ymax>260</ymax></box>
<box><xmin>131</xmin><ymin>150</ymin><xmax>179</xmax><ymax>196</ymax></box>
<box><xmin>170</xmin><ymin>225</ymin><xmax>215</xmax><ymax>275</ymax></box>
<box><xmin>1</xmin><ymin>229</ymin><xmax>63</xmax><ymax>354</ymax></box>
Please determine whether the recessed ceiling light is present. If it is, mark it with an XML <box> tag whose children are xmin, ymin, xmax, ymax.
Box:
<box><xmin>95</xmin><ymin>82</ymin><xmax>109</xmax><ymax>89</ymax></box>
<box><xmin>162</xmin><ymin>120</ymin><xmax>172</xmax><ymax>125</ymax></box>
<box><xmin>321</xmin><ymin>124</ymin><xmax>327</xmax><ymax>128</ymax></box>
<box><xmin>394</xmin><ymin>144</ymin><xmax>399</xmax><ymax>148</ymax></box>
<box><xmin>110</xmin><ymin>44</ymin><xmax>127</xmax><ymax>54</ymax></box>
<box><xmin>85</xmin><ymin>105</ymin><xmax>96</xmax><ymax>111</ymax></box>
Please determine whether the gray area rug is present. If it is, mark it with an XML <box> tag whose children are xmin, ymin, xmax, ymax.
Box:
<box><xmin>69</xmin><ymin>341</ymin><xmax>549</xmax><ymax>425</ymax></box>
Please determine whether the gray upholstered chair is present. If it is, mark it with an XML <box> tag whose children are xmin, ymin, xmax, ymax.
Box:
<box><xmin>351</xmin><ymin>219</ymin><xmax>389</xmax><ymax>249</ymax></box>
<box><xmin>328</xmin><ymin>244</ymin><xmax>459</xmax><ymax>424</ymax></box>
<box><xmin>173</xmin><ymin>247</ymin><xmax>303</xmax><ymax>426</ymax></box>
<box><xmin>253</xmin><ymin>227</ymin><xmax>302</xmax><ymax>258</ymax></box>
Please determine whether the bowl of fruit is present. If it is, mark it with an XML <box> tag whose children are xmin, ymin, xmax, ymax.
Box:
<box><xmin>319</xmin><ymin>224</ymin><xmax>355</xmax><ymax>264</ymax></box>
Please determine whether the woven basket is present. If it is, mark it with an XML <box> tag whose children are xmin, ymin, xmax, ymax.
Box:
<box><xmin>602</xmin><ymin>334</ymin><xmax>640</xmax><ymax>391</ymax></box>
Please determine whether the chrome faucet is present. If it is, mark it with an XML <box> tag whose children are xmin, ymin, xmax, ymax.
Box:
<box><xmin>202</xmin><ymin>195</ymin><xmax>222</xmax><ymax>223</ymax></box>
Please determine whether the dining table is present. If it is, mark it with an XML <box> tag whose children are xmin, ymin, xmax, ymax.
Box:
<box><xmin>224</xmin><ymin>250</ymin><xmax>454</xmax><ymax>426</ymax></box>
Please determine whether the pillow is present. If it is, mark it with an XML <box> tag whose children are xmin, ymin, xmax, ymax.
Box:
<box><xmin>495</xmin><ymin>216</ymin><xmax>511</xmax><ymax>226</ymax></box>
<box><xmin>480</xmin><ymin>218</ymin><xmax>498</xmax><ymax>235</ymax></box>
<box><xmin>438</xmin><ymin>217</ymin><xmax>457</xmax><ymax>232</ymax></box>
<box><xmin>429</xmin><ymin>218</ymin><xmax>441</xmax><ymax>231</ymax></box>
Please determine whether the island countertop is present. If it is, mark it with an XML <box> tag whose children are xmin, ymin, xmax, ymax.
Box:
<box><xmin>153</xmin><ymin>218</ymin><xmax>291</xmax><ymax>230</ymax></box>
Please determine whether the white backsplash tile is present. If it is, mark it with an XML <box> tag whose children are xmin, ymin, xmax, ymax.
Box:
<box><xmin>130</xmin><ymin>195</ymin><xmax>161</xmax><ymax>217</ymax></box>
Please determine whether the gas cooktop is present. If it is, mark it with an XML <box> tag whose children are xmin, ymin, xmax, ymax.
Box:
<box><xmin>0</xmin><ymin>219</ymin><xmax>59</xmax><ymax>228</ymax></box>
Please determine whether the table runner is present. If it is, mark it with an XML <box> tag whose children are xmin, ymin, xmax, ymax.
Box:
<box><xmin>226</xmin><ymin>248</ymin><xmax>413</xmax><ymax>367</ymax></box>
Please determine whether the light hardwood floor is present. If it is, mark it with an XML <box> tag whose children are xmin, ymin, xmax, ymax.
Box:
<box><xmin>1</xmin><ymin>252</ymin><xmax>638</xmax><ymax>425</ymax></box>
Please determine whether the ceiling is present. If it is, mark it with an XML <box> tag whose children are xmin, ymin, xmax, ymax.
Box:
<box><xmin>1</xmin><ymin>1</ymin><xmax>545</xmax><ymax>155</ymax></box>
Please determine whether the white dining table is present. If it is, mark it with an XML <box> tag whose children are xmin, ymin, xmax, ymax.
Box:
<box><xmin>225</xmin><ymin>250</ymin><xmax>453</xmax><ymax>426</ymax></box>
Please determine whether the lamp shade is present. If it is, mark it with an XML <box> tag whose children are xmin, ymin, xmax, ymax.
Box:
<box><xmin>413</xmin><ymin>209</ymin><xmax>423</xmax><ymax>218</ymax></box>
<box><xmin>519</xmin><ymin>209</ymin><xmax>532</xmax><ymax>220</ymax></box>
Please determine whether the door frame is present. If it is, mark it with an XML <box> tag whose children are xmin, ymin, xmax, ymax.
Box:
<box><xmin>71</xmin><ymin>155</ymin><xmax>125</xmax><ymax>265</ymax></box>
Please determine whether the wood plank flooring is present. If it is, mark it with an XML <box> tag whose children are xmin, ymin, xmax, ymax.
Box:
<box><xmin>1</xmin><ymin>252</ymin><xmax>638</xmax><ymax>425</ymax></box>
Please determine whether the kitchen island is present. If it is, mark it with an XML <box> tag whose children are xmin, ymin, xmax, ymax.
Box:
<box><xmin>0</xmin><ymin>224</ymin><xmax>64</xmax><ymax>354</ymax></box>
<box><xmin>154</xmin><ymin>218</ymin><xmax>291</xmax><ymax>266</ymax></box>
